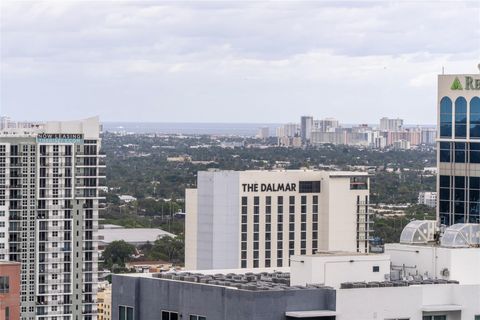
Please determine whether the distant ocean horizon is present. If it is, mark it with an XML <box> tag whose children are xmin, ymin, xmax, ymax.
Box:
<box><xmin>102</xmin><ymin>122</ymin><xmax>436</xmax><ymax>136</ymax></box>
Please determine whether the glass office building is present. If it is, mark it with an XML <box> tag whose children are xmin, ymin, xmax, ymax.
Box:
<box><xmin>437</xmin><ymin>74</ymin><xmax>480</xmax><ymax>225</ymax></box>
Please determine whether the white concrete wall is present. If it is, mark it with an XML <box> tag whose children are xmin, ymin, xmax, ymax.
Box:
<box><xmin>336</xmin><ymin>284</ymin><xmax>480</xmax><ymax>320</ymax></box>
<box><xmin>196</xmin><ymin>172</ymin><xmax>215</xmax><ymax>269</ymax></box>
<box><xmin>290</xmin><ymin>254</ymin><xmax>390</xmax><ymax>288</ymax></box>
<box><xmin>449</xmin><ymin>248</ymin><xmax>480</xmax><ymax>285</ymax></box>
<box><xmin>195</xmin><ymin>171</ymin><xmax>241</xmax><ymax>269</ymax></box>
<box><xmin>337</xmin><ymin>286</ymin><xmax>423</xmax><ymax>320</ymax></box>
<box><xmin>211</xmin><ymin>172</ymin><xmax>240</xmax><ymax>269</ymax></box>
<box><xmin>185</xmin><ymin>188</ymin><xmax>198</xmax><ymax>269</ymax></box>
<box><xmin>44</xmin><ymin>116</ymin><xmax>100</xmax><ymax>138</ymax></box>
<box><xmin>326</xmin><ymin>176</ymin><xmax>369</xmax><ymax>252</ymax></box>
<box><xmin>385</xmin><ymin>244</ymin><xmax>480</xmax><ymax>285</ymax></box>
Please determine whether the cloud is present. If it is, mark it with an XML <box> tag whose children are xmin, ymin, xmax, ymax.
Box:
<box><xmin>0</xmin><ymin>1</ymin><xmax>479</xmax><ymax>123</ymax></box>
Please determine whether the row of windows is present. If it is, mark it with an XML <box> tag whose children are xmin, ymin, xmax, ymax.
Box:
<box><xmin>440</xmin><ymin>96</ymin><xmax>480</xmax><ymax>138</ymax></box>
<box><xmin>240</xmin><ymin>196</ymin><xmax>319</xmax><ymax>268</ymax></box>
<box><xmin>439</xmin><ymin>142</ymin><xmax>480</xmax><ymax>163</ymax></box>
<box><xmin>439</xmin><ymin>175</ymin><xmax>480</xmax><ymax>225</ymax></box>
<box><xmin>439</xmin><ymin>175</ymin><xmax>480</xmax><ymax>189</ymax></box>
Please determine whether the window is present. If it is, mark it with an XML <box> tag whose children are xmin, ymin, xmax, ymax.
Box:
<box><xmin>162</xmin><ymin>311</ymin><xmax>179</xmax><ymax>320</ymax></box>
<box><xmin>440</xmin><ymin>96</ymin><xmax>453</xmax><ymax>138</ymax></box>
<box><xmin>455</xmin><ymin>97</ymin><xmax>467</xmax><ymax>138</ymax></box>
<box><xmin>0</xmin><ymin>276</ymin><xmax>9</xmax><ymax>293</ymax></box>
<box><xmin>422</xmin><ymin>316</ymin><xmax>446</xmax><ymax>320</ymax></box>
<box><xmin>471</xmin><ymin>143</ymin><xmax>480</xmax><ymax>163</ymax></box>
<box><xmin>350</xmin><ymin>176</ymin><xmax>368</xmax><ymax>190</ymax></box>
<box><xmin>373</xmin><ymin>266</ymin><xmax>380</xmax><ymax>272</ymax></box>
<box><xmin>455</xmin><ymin>142</ymin><xmax>466</xmax><ymax>163</ymax></box>
<box><xmin>118</xmin><ymin>306</ymin><xmax>134</xmax><ymax>320</ymax></box>
<box><xmin>190</xmin><ymin>315</ymin><xmax>206</xmax><ymax>320</ymax></box>
<box><xmin>439</xmin><ymin>142</ymin><xmax>451</xmax><ymax>163</ymax></box>
<box><xmin>299</xmin><ymin>181</ymin><xmax>321</xmax><ymax>193</ymax></box>
<box><xmin>470</xmin><ymin>97</ymin><xmax>480</xmax><ymax>138</ymax></box>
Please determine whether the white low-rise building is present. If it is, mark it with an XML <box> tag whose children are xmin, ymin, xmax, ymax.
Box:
<box><xmin>98</xmin><ymin>227</ymin><xmax>174</xmax><ymax>249</ymax></box>
<box><xmin>418</xmin><ymin>191</ymin><xmax>437</xmax><ymax>208</ymax></box>
<box><xmin>119</xmin><ymin>195</ymin><xmax>137</xmax><ymax>203</ymax></box>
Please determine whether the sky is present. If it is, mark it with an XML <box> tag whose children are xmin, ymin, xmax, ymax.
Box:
<box><xmin>1</xmin><ymin>1</ymin><xmax>479</xmax><ymax>124</ymax></box>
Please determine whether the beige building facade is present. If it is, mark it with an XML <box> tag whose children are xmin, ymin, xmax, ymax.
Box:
<box><xmin>185</xmin><ymin>170</ymin><xmax>371</xmax><ymax>270</ymax></box>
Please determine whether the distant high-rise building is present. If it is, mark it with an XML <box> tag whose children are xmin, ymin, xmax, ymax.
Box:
<box><xmin>421</xmin><ymin>128</ymin><xmax>436</xmax><ymax>145</ymax></box>
<box><xmin>257</xmin><ymin>127</ymin><xmax>269</xmax><ymax>140</ymax></box>
<box><xmin>379</xmin><ymin>117</ymin><xmax>404</xmax><ymax>131</ymax></box>
<box><xmin>313</xmin><ymin>118</ymin><xmax>339</xmax><ymax>132</ymax></box>
<box><xmin>300</xmin><ymin>116</ymin><xmax>313</xmax><ymax>143</ymax></box>
<box><xmin>0</xmin><ymin>117</ymin><xmax>104</xmax><ymax>319</ymax></box>
<box><xmin>284</xmin><ymin>123</ymin><xmax>300</xmax><ymax>137</ymax></box>
<box><xmin>0</xmin><ymin>116</ymin><xmax>12</xmax><ymax>130</ymax></box>
<box><xmin>437</xmin><ymin>72</ymin><xmax>480</xmax><ymax>225</ymax></box>
<box><xmin>393</xmin><ymin>139</ymin><xmax>411</xmax><ymax>150</ymax></box>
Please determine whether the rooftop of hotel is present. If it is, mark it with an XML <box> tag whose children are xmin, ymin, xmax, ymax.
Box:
<box><xmin>204</xmin><ymin>168</ymin><xmax>369</xmax><ymax>175</ymax></box>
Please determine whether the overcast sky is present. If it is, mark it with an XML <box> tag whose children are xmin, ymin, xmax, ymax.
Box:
<box><xmin>1</xmin><ymin>1</ymin><xmax>479</xmax><ymax>124</ymax></box>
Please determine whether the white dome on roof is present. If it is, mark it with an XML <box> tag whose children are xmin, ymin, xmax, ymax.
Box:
<box><xmin>399</xmin><ymin>220</ymin><xmax>437</xmax><ymax>244</ymax></box>
<box><xmin>440</xmin><ymin>224</ymin><xmax>480</xmax><ymax>248</ymax></box>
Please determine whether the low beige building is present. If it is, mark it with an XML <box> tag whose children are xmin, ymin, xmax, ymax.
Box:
<box><xmin>97</xmin><ymin>285</ymin><xmax>112</xmax><ymax>320</ymax></box>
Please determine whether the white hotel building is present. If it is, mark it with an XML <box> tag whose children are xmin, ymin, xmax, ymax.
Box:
<box><xmin>185</xmin><ymin>170</ymin><xmax>371</xmax><ymax>270</ymax></box>
<box><xmin>0</xmin><ymin>117</ymin><xmax>104</xmax><ymax>320</ymax></box>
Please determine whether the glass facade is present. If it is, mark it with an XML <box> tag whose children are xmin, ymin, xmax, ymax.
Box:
<box><xmin>439</xmin><ymin>95</ymin><xmax>480</xmax><ymax>225</ymax></box>
<box><xmin>439</xmin><ymin>175</ymin><xmax>480</xmax><ymax>224</ymax></box>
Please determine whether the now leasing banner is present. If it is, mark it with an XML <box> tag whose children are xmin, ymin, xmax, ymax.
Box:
<box><xmin>36</xmin><ymin>133</ymin><xmax>84</xmax><ymax>144</ymax></box>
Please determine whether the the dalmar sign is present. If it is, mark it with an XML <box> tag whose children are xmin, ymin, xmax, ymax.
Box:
<box><xmin>451</xmin><ymin>76</ymin><xmax>480</xmax><ymax>90</ymax></box>
<box><xmin>36</xmin><ymin>133</ymin><xmax>84</xmax><ymax>144</ymax></box>
<box><xmin>242</xmin><ymin>183</ymin><xmax>297</xmax><ymax>192</ymax></box>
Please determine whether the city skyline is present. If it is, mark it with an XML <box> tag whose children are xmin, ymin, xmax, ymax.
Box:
<box><xmin>1</xmin><ymin>1</ymin><xmax>479</xmax><ymax>124</ymax></box>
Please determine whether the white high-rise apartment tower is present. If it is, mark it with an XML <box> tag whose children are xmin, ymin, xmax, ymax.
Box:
<box><xmin>0</xmin><ymin>117</ymin><xmax>104</xmax><ymax>320</ymax></box>
<box><xmin>379</xmin><ymin>117</ymin><xmax>404</xmax><ymax>131</ymax></box>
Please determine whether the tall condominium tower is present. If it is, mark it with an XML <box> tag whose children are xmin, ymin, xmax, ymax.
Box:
<box><xmin>379</xmin><ymin>117</ymin><xmax>403</xmax><ymax>131</ymax></box>
<box><xmin>300</xmin><ymin>116</ymin><xmax>313</xmax><ymax>143</ymax></box>
<box><xmin>0</xmin><ymin>117</ymin><xmax>104</xmax><ymax>320</ymax></box>
<box><xmin>437</xmin><ymin>73</ymin><xmax>480</xmax><ymax>225</ymax></box>
<box><xmin>185</xmin><ymin>170</ymin><xmax>371</xmax><ymax>270</ymax></box>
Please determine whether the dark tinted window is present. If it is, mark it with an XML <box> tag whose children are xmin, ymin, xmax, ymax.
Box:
<box><xmin>299</xmin><ymin>181</ymin><xmax>321</xmax><ymax>193</ymax></box>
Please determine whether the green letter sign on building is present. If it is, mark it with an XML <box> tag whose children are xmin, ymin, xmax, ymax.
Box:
<box><xmin>451</xmin><ymin>77</ymin><xmax>463</xmax><ymax>90</ymax></box>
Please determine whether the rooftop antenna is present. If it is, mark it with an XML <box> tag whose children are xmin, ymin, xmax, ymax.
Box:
<box><xmin>477</xmin><ymin>63</ymin><xmax>480</xmax><ymax>73</ymax></box>
<box><xmin>442</xmin><ymin>66</ymin><xmax>445</xmax><ymax>75</ymax></box>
